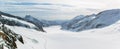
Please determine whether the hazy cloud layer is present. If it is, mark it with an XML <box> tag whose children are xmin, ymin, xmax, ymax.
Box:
<box><xmin>4</xmin><ymin>2</ymin><xmax>73</xmax><ymax>7</ymax></box>
<box><xmin>0</xmin><ymin>0</ymin><xmax>120</xmax><ymax>20</ymax></box>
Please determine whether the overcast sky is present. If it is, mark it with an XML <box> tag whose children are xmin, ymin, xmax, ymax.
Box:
<box><xmin>0</xmin><ymin>0</ymin><xmax>120</xmax><ymax>20</ymax></box>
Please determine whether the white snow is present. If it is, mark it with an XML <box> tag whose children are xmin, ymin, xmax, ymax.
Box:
<box><xmin>4</xmin><ymin>20</ymin><xmax>120</xmax><ymax>49</ymax></box>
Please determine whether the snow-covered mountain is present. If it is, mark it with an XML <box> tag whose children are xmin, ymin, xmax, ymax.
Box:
<box><xmin>0</xmin><ymin>11</ymin><xmax>45</xmax><ymax>32</ymax></box>
<box><xmin>61</xmin><ymin>9</ymin><xmax>120</xmax><ymax>32</ymax></box>
<box><xmin>61</xmin><ymin>15</ymin><xmax>85</xmax><ymax>30</ymax></box>
<box><xmin>61</xmin><ymin>14</ymin><xmax>96</xmax><ymax>31</ymax></box>
<box><xmin>89</xmin><ymin>9</ymin><xmax>120</xmax><ymax>28</ymax></box>
<box><xmin>24</xmin><ymin>15</ymin><xmax>68</xmax><ymax>27</ymax></box>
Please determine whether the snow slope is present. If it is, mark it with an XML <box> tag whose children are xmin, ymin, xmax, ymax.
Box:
<box><xmin>6</xmin><ymin>26</ymin><xmax>46</xmax><ymax>49</ymax></box>
<box><xmin>5</xmin><ymin>19</ymin><xmax>120</xmax><ymax>49</ymax></box>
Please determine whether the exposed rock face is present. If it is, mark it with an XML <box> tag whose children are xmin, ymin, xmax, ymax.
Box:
<box><xmin>0</xmin><ymin>24</ymin><xmax>24</xmax><ymax>49</ymax></box>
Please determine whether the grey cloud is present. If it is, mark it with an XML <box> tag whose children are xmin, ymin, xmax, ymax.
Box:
<box><xmin>29</xmin><ymin>7</ymin><xmax>58</xmax><ymax>10</ymax></box>
<box><xmin>4</xmin><ymin>2</ymin><xmax>73</xmax><ymax>7</ymax></box>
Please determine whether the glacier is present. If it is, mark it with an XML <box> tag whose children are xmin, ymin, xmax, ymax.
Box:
<box><xmin>5</xmin><ymin>20</ymin><xmax>120</xmax><ymax>49</ymax></box>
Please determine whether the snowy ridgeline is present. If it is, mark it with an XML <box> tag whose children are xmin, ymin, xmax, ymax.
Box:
<box><xmin>61</xmin><ymin>9</ymin><xmax>120</xmax><ymax>32</ymax></box>
<box><xmin>0</xmin><ymin>11</ymin><xmax>45</xmax><ymax>32</ymax></box>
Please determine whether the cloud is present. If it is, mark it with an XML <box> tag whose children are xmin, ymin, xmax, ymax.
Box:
<box><xmin>6</xmin><ymin>2</ymin><xmax>40</xmax><ymax>5</ymax></box>
<box><xmin>1</xmin><ymin>0</ymin><xmax>120</xmax><ymax>20</ymax></box>
<box><xmin>4</xmin><ymin>2</ymin><xmax>73</xmax><ymax>7</ymax></box>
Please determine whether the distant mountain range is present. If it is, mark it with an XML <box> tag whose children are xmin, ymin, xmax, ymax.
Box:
<box><xmin>24</xmin><ymin>15</ymin><xmax>68</xmax><ymax>27</ymax></box>
<box><xmin>1</xmin><ymin>9</ymin><xmax>120</xmax><ymax>32</ymax></box>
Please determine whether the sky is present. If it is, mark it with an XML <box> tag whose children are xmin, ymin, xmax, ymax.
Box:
<box><xmin>0</xmin><ymin>0</ymin><xmax>120</xmax><ymax>20</ymax></box>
